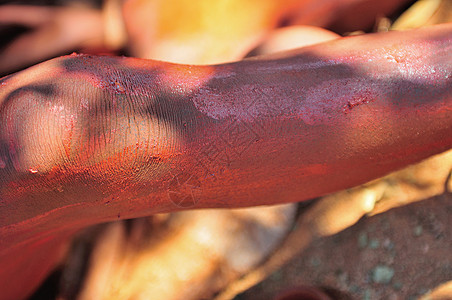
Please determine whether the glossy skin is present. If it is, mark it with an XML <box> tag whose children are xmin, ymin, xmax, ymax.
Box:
<box><xmin>1</xmin><ymin>24</ymin><xmax>452</xmax><ymax>299</ymax></box>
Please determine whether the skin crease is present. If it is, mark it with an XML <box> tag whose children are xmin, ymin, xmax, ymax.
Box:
<box><xmin>0</xmin><ymin>24</ymin><xmax>451</xmax><ymax>299</ymax></box>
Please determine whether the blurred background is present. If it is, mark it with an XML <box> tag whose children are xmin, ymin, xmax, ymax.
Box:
<box><xmin>1</xmin><ymin>0</ymin><xmax>452</xmax><ymax>299</ymax></box>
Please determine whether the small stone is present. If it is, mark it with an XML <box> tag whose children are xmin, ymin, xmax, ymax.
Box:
<box><xmin>369</xmin><ymin>239</ymin><xmax>380</xmax><ymax>249</ymax></box>
<box><xmin>383</xmin><ymin>239</ymin><xmax>395</xmax><ymax>250</ymax></box>
<box><xmin>414</xmin><ymin>225</ymin><xmax>423</xmax><ymax>236</ymax></box>
<box><xmin>349</xmin><ymin>284</ymin><xmax>360</xmax><ymax>293</ymax></box>
<box><xmin>358</xmin><ymin>232</ymin><xmax>368</xmax><ymax>248</ymax></box>
<box><xmin>371</xmin><ymin>265</ymin><xmax>394</xmax><ymax>284</ymax></box>
<box><xmin>363</xmin><ymin>289</ymin><xmax>372</xmax><ymax>300</ymax></box>
<box><xmin>393</xmin><ymin>282</ymin><xmax>403</xmax><ymax>290</ymax></box>
<box><xmin>336</xmin><ymin>270</ymin><xmax>349</xmax><ymax>286</ymax></box>
<box><xmin>310</xmin><ymin>257</ymin><xmax>322</xmax><ymax>267</ymax></box>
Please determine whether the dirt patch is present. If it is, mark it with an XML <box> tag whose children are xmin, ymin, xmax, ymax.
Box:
<box><xmin>236</xmin><ymin>193</ymin><xmax>452</xmax><ymax>299</ymax></box>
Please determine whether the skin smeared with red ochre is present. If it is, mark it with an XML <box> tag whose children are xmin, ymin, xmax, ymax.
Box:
<box><xmin>0</xmin><ymin>24</ymin><xmax>451</xmax><ymax>299</ymax></box>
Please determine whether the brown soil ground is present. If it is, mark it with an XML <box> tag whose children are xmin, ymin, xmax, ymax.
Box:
<box><xmin>237</xmin><ymin>193</ymin><xmax>452</xmax><ymax>299</ymax></box>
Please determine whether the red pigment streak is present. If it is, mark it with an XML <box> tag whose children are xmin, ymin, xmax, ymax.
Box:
<box><xmin>62</xmin><ymin>117</ymin><xmax>75</xmax><ymax>158</ymax></box>
<box><xmin>344</xmin><ymin>91</ymin><xmax>375</xmax><ymax>112</ymax></box>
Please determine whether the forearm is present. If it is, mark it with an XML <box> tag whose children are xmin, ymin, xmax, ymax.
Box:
<box><xmin>1</xmin><ymin>23</ymin><xmax>452</xmax><ymax>237</ymax></box>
